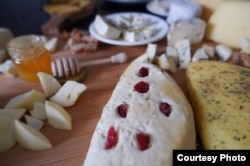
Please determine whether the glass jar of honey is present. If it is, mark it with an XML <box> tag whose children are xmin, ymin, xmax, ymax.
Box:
<box><xmin>7</xmin><ymin>35</ymin><xmax>52</xmax><ymax>82</ymax></box>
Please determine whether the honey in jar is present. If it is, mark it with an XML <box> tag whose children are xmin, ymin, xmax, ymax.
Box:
<box><xmin>7</xmin><ymin>35</ymin><xmax>52</xmax><ymax>82</ymax></box>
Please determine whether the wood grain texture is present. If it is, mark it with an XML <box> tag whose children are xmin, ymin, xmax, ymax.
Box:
<box><xmin>0</xmin><ymin>39</ymin><xmax>187</xmax><ymax>166</ymax></box>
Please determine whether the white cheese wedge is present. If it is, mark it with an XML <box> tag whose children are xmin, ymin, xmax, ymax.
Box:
<box><xmin>167</xmin><ymin>18</ymin><xmax>206</xmax><ymax>45</ymax></box>
<box><xmin>215</xmin><ymin>44</ymin><xmax>232</xmax><ymax>62</ymax></box>
<box><xmin>206</xmin><ymin>0</ymin><xmax>250</xmax><ymax>48</ymax></box>
<box><xmin>174</xmin><ymin>39</ymin><xmax>191</xmax><ymax>69</ymax></box>
<box><xmin>167</xmin><ymin>0</ymin><xmax>202</xmax><ymax>24</ymax></box>
<box><xmin>84</xmin><ymin>51</ymin><xmax>196</xmax><ymax>166</ymax></box>
<box><xmin>44</xmin><ymin>37</ymin><xmax>58</xmax><ymax>53</ymax></box>
<box><xmin>93</xmin><ymin>15</ymin><xmax>121</xmax><ymax>39</ymax></box>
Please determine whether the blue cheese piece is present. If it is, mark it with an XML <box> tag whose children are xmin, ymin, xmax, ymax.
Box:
<box><xmin>167</xmin><ymin>18</ymin><xmax>206</xmax><ymax>45</ymax></box>
<box><xmin>167</xmin><ymin>0</ymin><xmax>202</xmax><ymax>24</ymax></box>
<box><xmin>215</xmin><ymin>44</ymin><xmax>232</xmax><ymax>61</ymax></box>
<box><xmin>165</xmin><ymin>46</ymin><xmax>179</xmax><ymax>65</ymax></box>
<box><xmin>174</xmin><ymin>39</ymin><xmax>191</xmax><ymax>69</ymax></box>
<box><xmin>192</xmin><ymin>48</ymin><xmax>209</xmax><ymax>62</ymax></box>
<box><xmin>93</xmin><ymin>15</ymin><xmax>121</xmax><ymax>39</ymax></box>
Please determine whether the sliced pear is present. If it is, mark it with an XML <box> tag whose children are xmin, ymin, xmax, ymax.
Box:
<box><xmin>0</xmin><ymin>117</ymin><xmax>16</xmax><ymax>153</ymax></box>
<box><xmin>45</xmin><ymin>100</ymin><xmax>72</xmax><ymax>130</ymax></box>
<box><xmin>30</xmin><ymin>102</ymin><xmax>47</xmax><ymax>120</ymax></box>
<box><xmin>24</xmin><ymin>115</ymin><xmax>44</xmax><ymax>131</ymax></box>
<box><xmin>50</xmin><ymin>80</ymin><xmax>87</xmax><ymax>107</ymax></box>
<box><xmin>37</xmin><ymin>72</ymin><xmax>61</xmax><ymax>97</ymax></box>
<box><xmin>14</xmin><ymin>119</ymin><xmax>52</xmax><ymax>150</ymax></box>
<box><xmin>5</xmin><ymin>90</ymin><xmax>45</xmax><ymax>110</ymax></box>
<box><xmin>0</xmin><ymin>108</ymin><xmax>26</xmax><ymax>120</ymax></box>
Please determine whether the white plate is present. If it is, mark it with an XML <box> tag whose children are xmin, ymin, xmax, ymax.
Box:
<box><xmin>146</xmin><ymin>1</ymin><xmax>170</xmax><ymax>17</ymax></box>
<box><xmin>108</xmin><ymin>0</ymin><xmax>151</xmax><ymax>4</ymax></box>
<box><xmin>89</xmin><ymin>12</ymin><xmax>169</xmax><ymax>46</ymax></box>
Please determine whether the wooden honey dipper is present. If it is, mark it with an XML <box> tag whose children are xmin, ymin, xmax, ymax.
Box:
<box><xmin>51</xmin><ymin>52</ymin><xmax>128</xmax><ymax>78</ymax></box>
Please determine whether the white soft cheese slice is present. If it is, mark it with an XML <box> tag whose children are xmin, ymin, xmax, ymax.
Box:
<box><xmin>167</xmin><ymin>18</ymin><xmax>206</xmax><ymax>45</ymax></box>
<box><xmin>94</xmin><ymin>15</ymin><xmax>121</xmax><ymax>39</ymax></box>
<box><xmin>84</xmin><ymin>52</ymin><xmax>196</xmax><ymax>166</ymax></box>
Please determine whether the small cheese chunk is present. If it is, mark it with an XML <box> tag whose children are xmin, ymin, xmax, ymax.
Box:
<box><xmin>192</xmin><ymin>48</ymin><xmax>209</xmax><ymax>62</ymax></box>
<box><xmin>206</xmin><ymin>0</ymin><xmax>250</xmax><ymax>48</ymax></box>
<box><xmin>0</xmin><ymin>108</ymin><xmax>26</xmax><ymax>120</ymax></box>
<box><xmin>202</xmin><ymin>44</ymin><xmax>215</xmax><ymax>58</ymax></box>
<box><xmin>123</xmin><ymin>31</ymin><xmax>143</xmax><ymax>42</ymax></box>
<box><xmin>239</xmin><ymin>37</ymin><xmax>250</xmax><ymax>54</ymax></box>
<box><xmin>93</xmin><ymin>15</ymin><xmax>121</xmax><ymax>39</ymax></box>
<box><xmin>215</xmin><ymin>44</ymin><xmax>232</xmax><ymax>61</ymax></box>
<box><xmin>168</xmin><ymin>18</ymin><xmax>206</xmax><ymax>45</ymax></box>
<box><xmin>174</xmin><ymin>39</ymin><xmax>191</xmax><ymax>69</ymax></box>
<box><xmin>165</xmin><ymin>46</ymin><xmax>179</xmax><ymax>64</ymax></box>
<box><xmin>30</xmin><ymin>102</ymin><xmax>47</xmax><ymax>120</ymax></box>
<box><xmin>155</xmin><ymin>53</ymin><xmax>178</xmax><ymax>73</ymax></box>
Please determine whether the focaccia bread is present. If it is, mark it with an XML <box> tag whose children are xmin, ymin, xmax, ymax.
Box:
<box><xmin>83</xmin><ymin>49</ymin><xmax>196</xmax><ymax>166</ymax></box>
<box><xmin>187</xmin><ymin>60</ymin><xmax>250</xmax><ymax>149</ymax></box>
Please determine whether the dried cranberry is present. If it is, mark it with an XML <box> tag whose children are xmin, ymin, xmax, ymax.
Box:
<box><xmin>134</xmin><ymin>81</ymin><xmax>149</xmax><ymax>93</ymax></box>
<box><xmin>105</xmin><ymin>126</ymin><xmax>118</xmax><ymax>149</ymax></box>
<box><xmin>136</xmin><ymin>133</ymin><xmax>150</xmax><ymax>151</ymax></box>
<box><xmin>138</xmin><ymin>67</ymin><xmax>149</xmax><ymax>77</ymax></box>
<box><xmin>159</xmin><ymin>102</ymin><xmax>171</xmax><ymax>116</ymax></box>
<box><xmin>117</xmin><ymin>104</ymin><xmax>128</xmax><ymax>118</ymax></box>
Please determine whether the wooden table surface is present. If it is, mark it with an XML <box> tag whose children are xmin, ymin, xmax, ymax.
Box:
<box><xmin>0</xmin><ymin>39</ymin><xmax>189</xmax><ymax>166</ymax></box>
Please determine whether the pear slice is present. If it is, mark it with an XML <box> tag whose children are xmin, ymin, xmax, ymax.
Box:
<box><xmin>37</xmin><ymin>72</ymin><xmax>61</xmax><ymax>97</ymax></box>
<box><xmin>0</xmin><ymin>108</ymin><xmax>26</xmax><ymax>120</ymax></box>
<box><xmin>0</xmin><ymin>117</ymin><xmax>16</xmax><ymax>153</ymax></box>
<box><xmin>24</xmin><ymin>115</ymin><xmax>44</xmax><ymax>131</ymax></box>
<box><xmin>45</xmin><ymin>100</ymin><xmax>72</xmax><ymax>130</ymax></box>
<box><xmin>4</xmin><ymin>90</ymin><xmax>45</xmax><ymax>110</ymax></box>
<box><xmin>30</xmin><ymin>102</ymin><xmax>47</xmax><ymax>120</ymax></box>
<box><xmin>14</xmin><ymin>119</ymin><xmax>52</xmax><ymax>150</ymax></box>
<box><xmin>50</xmin><ymin>80</ymin><xmax>87</xmax><ymax>107</ymax></box>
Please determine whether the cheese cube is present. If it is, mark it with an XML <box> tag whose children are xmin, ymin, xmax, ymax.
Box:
<box><xmin>192</xmin><ymin>48</ymin><xmax>209</xmax><ymax>62</ymax></box>
<box><xmin>167</xmin><ymin>18</ymin><xmax>206</xmax><ymax>45</ymax></box>
<box><xmin>123</xmin><ymin>30</ymin><xmax>143</xmax><ymax>42</ymax></box>
<box><xmin>215</xmin><ymin>44</ymin><xmax>232</xmax><ymax>61</ymax></box>
<box><xmin>206</xmin><ymin>0</ymin><xmax>250</xmax><ymax>48</ymax></box>
<box><xmin>0</xmin><ymin>60</ymin><xmax>18</xmax><ymax>77</ymax></box>
<box><xmin>239</xmin><ymin>37</ymin><xmax>250</xmax><ymax>54</ymax></box>
<box><xmin>187</xmin><ymin>61</ymin><xmax>250</xmax><ymax>149</ymax></box>
<box><xmin>93</xmin><ymin>15</ymin><xmax>121</xmax><ymax>39</ymax></box>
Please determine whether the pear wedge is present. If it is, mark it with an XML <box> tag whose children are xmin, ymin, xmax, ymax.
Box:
<box><xmin>14</xmin><ymin>119</ymin><xmax>52</xmax><ymax>150</ymax></box>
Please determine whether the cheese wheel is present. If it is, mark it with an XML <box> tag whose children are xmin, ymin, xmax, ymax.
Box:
<box><xmin>84</xmin><ymin>52</ymin><xmax>196</xmax><ymax>165</ymax></box>
<box><xmin>187</xmin><ymin>61</ymin><xmax>250</xmax><ymax>149</ymax></box>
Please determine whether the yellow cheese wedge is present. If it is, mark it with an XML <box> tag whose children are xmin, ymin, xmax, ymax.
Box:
<box><xmin>205</xmin><ymin>0</ymin><xmax>250</xmax><ymax>49</ymax></box>
<box><xmin>187</xmin><ymin>61</ymin><xmax>250</xmax><ymax>149</ymax></box>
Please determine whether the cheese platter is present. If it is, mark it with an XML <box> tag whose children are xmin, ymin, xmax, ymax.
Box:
<box><xmin>1</xmin><ymin>0</ymin><xmax>250</xmax><ymax>165</ymax></box>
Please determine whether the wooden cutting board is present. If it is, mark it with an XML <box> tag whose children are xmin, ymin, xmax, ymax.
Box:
<box><xmin>0</xmin><ymin>39</ymin><xmax>188</xmax><ymax>165</ymax></box>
